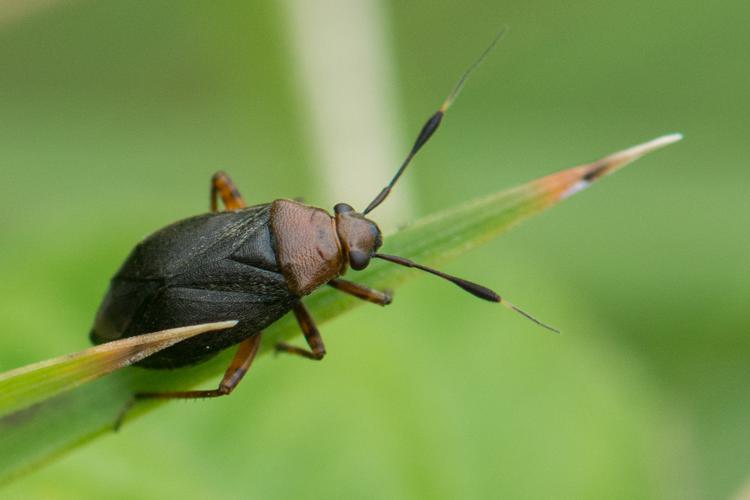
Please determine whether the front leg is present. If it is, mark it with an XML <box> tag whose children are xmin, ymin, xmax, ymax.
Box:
<box><xmin>275</xmin><ymin>302</ymin><xmax>326</xmax><ymax>360</ymax></box>
<box><xmin>328</xmin><ymin>278</ymin><xmax>392</xmax><ymax>306</ymax></box>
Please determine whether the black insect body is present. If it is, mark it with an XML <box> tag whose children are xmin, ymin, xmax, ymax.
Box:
<box><xmin>91</xmin><ymin>31</ymin><xmax>555</xmax><ymax>414</ymax></box>
<box><xmin>92</xmin><ymin>204</ymin><xmax>293</xmax><ymax>368</ymax></box>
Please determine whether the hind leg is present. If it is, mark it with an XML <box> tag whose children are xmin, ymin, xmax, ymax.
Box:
<box><xmin>115</xmin><ymin>333</ymin><xmax>262</xmax><ymax>429</ymax></box>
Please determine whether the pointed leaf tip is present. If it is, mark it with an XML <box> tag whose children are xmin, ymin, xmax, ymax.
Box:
<box><xmin>593</xmin><ymin>133</ymin><xmax>683</xmax><ymax>177</ymax></box>
<box><xmin>533</xmin><ymin>133</ymin><xmax>683</xmax><ymax>203</ymax></box>
<box><xmin>0</xmin><ymin>320</ymin><xmax>238</xmax><ymax>416</ymax></box>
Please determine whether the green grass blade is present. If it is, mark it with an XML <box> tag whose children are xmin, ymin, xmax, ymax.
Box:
<box><xmin>0</xmin><ymin>321</ymin><xmax>238</xmax><ymax>417</ymax></box>
<box><xmin>0</xmin><ymin>134</ymin><xmax>681</xmax><ymax>485</ymax></box>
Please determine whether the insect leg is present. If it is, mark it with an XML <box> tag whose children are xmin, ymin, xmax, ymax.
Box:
<box><xmin>114</xmin><ymin>333</ymin><xmax>262</xmax><ymax>429</ymax></box>
<box><xmin>275</xmin><ymin>302</ymin><xmax>326</xmax><ymax>360</ymax></box>
<box><xmin>328</xmin><ymin>278</ymin><xmax>392</xmax><ymax>306</ymax></box>
<box><xmin>210</xmin><ymin>171</ymin><xmax>246</xmax><ymax>212</ymax></box>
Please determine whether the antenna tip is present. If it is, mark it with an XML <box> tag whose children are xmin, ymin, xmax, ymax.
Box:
<box><xmin>501</xmin><ymin>300</ymin><xmax>560</xmax><ymax>334</ymax></box>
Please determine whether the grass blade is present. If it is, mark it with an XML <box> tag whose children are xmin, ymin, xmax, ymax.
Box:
<box><xmin>0</xmin><ymin>134</ymin><xmax>681</xmax><ymax>485</ymax></box>
<box><xmin>0</xmin><ymin>321</ymin><xmax>238</xmax><ymax>417</ymax></box>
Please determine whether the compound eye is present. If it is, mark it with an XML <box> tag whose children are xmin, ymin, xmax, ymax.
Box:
<box><xmin>349</xmin><ymin>250</ymin><xmax>370</xmax><ymax>271</ymax></box>
<box><xmin>334</xmin><ymin>203</ymin><xmax>355</xmax><ymax>214</ymax></box>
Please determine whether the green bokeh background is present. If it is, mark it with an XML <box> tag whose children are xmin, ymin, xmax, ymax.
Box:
<box><xmin>1</xmin><ymin>1</ymin><xmax>747</xmax><ymax>499</ymax></box>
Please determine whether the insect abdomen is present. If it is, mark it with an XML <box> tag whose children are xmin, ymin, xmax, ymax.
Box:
<box><xmin>90</xmin><ymin>204</ymin><xmax>298</xmax><ymax>368</ymax></box>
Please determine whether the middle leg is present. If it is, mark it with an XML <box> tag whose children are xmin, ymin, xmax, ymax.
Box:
<box><xmin>275</xmin><ymin>302</ymin><xmax>326</xmax><ymax>360</ymax></box>
<box><xmin>211</xmin><ymin>171</ymin><xmax>246</xmax><ymax>212</ymax></box>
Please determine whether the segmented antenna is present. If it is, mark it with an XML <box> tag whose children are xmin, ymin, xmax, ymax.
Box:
<box><xmin>373</xmin><ymin>253</ymin><xmax>559</xmax><ymax>333</ymax></box>
<box><xmin>363</xmin><ymin>27</ymin><xmax>508</xmax><ymax>215</ymax></box>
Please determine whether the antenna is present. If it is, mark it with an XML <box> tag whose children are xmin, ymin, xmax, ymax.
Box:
<box><xmin>373</xmin><ymin>253</ymin><xmax>559</xmax><ymax>333</ymax></box>
<box><xmin>363</xmin><ymin>27</ymin><xmax>507</xmax><ymax>215</ymax></box>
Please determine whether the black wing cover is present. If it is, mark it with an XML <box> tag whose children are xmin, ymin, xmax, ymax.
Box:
<box><xmin>90</xmin><ymin>204</ymin><xmax>296</xmax><ymax>368</ymax></box>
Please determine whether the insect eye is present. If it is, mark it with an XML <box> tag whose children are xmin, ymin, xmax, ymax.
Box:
<box><xmin>349</xmin><ymin>250</ymin><xmax>370</xmax><ymax>271</ymax></box>
<box><xmin>334</xmin><ymin>203</ymin><xmax>354</xmax><ymax>214</ymax></box>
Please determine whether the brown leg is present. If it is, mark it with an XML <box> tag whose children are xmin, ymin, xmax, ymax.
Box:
<box><xmin>328</xmin><ymin>278</ymin><xmax>392</xmax><ymax>306</ymax></box>
<box><xmin>114</xmin><ymin>334</ymin><xmax>262</xmax><ymax>429</ymax></box>
<box><xmin>275</xmin><ymin>302</ymin><xmax>326</xmax><ymax>360</ymax></box>
<box><xmin>211</xmin><ymin>171</ymin><xmax>246</xmax><ymax>212</ymax></box>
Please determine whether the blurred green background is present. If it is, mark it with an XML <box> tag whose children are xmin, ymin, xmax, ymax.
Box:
<box><xmin>1</xmin><ymin>1</ymin><xmax>748</xmax><ymax>499</ymax></box>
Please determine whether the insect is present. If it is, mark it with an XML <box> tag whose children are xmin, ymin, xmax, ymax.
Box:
<box><xmin>90</xmin><ymin>30</ymin><xmax>555</xmax><ymax>413</ymax></box>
